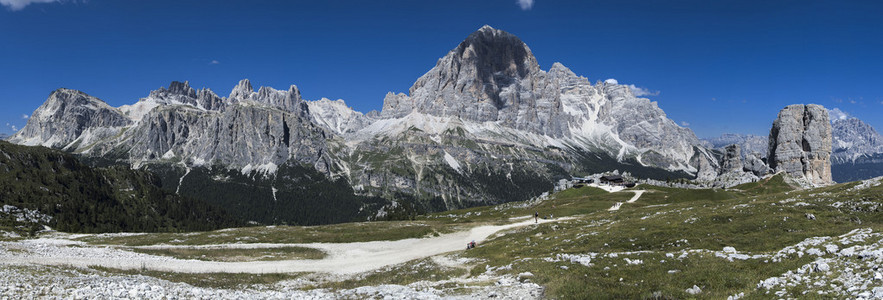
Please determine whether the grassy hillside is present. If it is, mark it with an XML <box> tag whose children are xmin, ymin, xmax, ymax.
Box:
<box><xmin>0</xmin><ymin>141</ymin><xmax>241</xmax><ymax>235</ymax></box>
<box><xmin>43</xmin><ymin>173</ymin><xmax>883</xmax><ymax>298</ymax></box>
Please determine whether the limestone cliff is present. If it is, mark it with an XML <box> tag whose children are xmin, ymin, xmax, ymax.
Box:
<box><xmin>768</xmin><ymin>104</ymin><xmax>833</xmax><ymax>185</ymax></box>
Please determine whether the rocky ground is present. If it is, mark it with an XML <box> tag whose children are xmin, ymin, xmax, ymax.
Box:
<box><xmin>755</xmin><ymin>228</ymin><xmax>883</xmax><ymax>299</ymax></box>
<box><xmin>0</xmin><ymin>263</ymin><xmax>543</xmax><ymax>299</ymax></box>
<box><xmin>0</xmin><ymin>224</ymin><xmax>548</xmax><ymax>299</ymax></box>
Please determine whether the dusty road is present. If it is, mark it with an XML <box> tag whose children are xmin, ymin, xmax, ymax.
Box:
<box><xmin>1</xmin><ymin>217</ymin><xmax>570</xmax><ymax>275</ymax></box>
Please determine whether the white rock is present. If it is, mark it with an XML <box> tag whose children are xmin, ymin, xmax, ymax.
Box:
<box><xmin>825</xmin><ymin>244</ymin><xmax>839</xmax><ymax>254</ymax></box>
<box><xmin>814</xmin><ymin>262</ymin><xmax>830</xmax><ymax>273</ymax></box>
<box><xmin>686</xmin><ymin>285</ymin><xmax>702</xmax><ymax>295</ymax></box>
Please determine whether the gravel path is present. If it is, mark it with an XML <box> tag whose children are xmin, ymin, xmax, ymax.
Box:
<box><xmin>608</xmin><ymin>189</ymin><xmax>645</xmax><ymax>211</ymax></box>
<box><xmin>0</xmin><ymin>216</ymin><xmax>570</xmax><ymax>275</ymax></box>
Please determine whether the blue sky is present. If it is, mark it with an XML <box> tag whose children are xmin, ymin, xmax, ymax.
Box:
<box><xmin>1</xmin><ymin>0</ymin><xmax>881</xmax><ymax>138</ymax></box>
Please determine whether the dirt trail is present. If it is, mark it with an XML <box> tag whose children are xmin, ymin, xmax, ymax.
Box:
<box><xmin>626</xmin><ymin>190</ymin><xmax>645</xmax><ymax>203</ymax></box>
<box><xmin>608</xmin><ymin>190</ymin><xmax>645</xmax><ymax>211</ymax></box>
<box><xmin>1</xmin><ymin>217</ymin><xmax>570</xmax><ymax>275</ymax></box>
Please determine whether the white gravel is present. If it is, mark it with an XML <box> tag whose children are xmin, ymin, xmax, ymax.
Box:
<box><xmin>0</xmin><ymin>264</ymin><xmax>543</xmax><ymax>299</ymax></box>
<box><xmin>756</xmin><ymin>228</ymin><xmax>883</xmax><ymax>298</ymax></box>
<box><xmin>0</xmin><ymin>217</ymin><xmax>570</xmax><ymax>276</ymax></box>
<box><xmin>0</xmin><ymin>217</ymin><xmax>566</xmax><ymax>298</ymax></box>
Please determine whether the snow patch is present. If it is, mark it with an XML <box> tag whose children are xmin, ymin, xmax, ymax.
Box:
<box><xmin>240</xmin><ymin>162</ymin><xmax>278</xmax><ymax>176</ymax></box>
<box><xmin>175</xmin><ymin>166</ymin><xmax>191</xmax><ymax>195</ymax></box>
<box><xmin>443</xmin><ymin>151</ymin><xmax>462</xmax><ymax>173</ymax></box>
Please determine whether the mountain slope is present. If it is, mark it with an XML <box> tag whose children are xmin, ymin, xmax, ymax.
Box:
<box><xmin>377</xmin><ymin>26</ymin><xmax>704</xmax><ymax>172</ymax></box>
<box><xmin>831</xmin><ymin>117</ymin><xmax>883</xmax><ymax>164</ymax></box>
<box><xmin>830</xmin><ymin>117</ymin><xmax>883</xmax><ymax>182</ymax></box>
<box><xmin>0</xmin><ymin>141</ymin><xmax>240</xmax><ymax>234</ymax></box>
<box><xmin>10</xmin><ymin>26</ymin><xmax>714</xmax><ymax>223</ymax></box>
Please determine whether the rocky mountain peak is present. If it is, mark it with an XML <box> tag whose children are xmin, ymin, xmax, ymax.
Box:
<box><xmin>144</xmin><ymin>81</ymin><xmax>224</xmax><ymax>112</ymax></box>
<box><xmin>148</xmin><ymin>81</ymin><xmax>195</xmax><ymax>99</ymax></box>
<box><xmin>549</xmin><ymin>62</ymin><xmax>575</xmax><ymax>77</ymax></box>
<box><xmin>10</xmin><ymin>89</ymin><xmax>130</xmax><ymax>148</ymax></box>
<box><xmin>307</xmin><ymin>98</ymin><xmax>373</xmax><ymax>135</ymax></box>
<box><xmin>401</xmin><ymin>26</ymin><xmax>540</xmax><ymax>113</ymax></box>
<box><xmin>167</xmin><ymin>81</ymin><xmax>197</xmax><ymax>98</ymax></box>
<box><xmin>287</xmin><ymin>85</ymin><xmax>302</xmax><ymax>102</ymax></box>
<box><xmin>830</xmin><ymin>116</ymin><xmax>883</xmax><ymax>164</ymax></box>
<box><xmin>40</xmin><ymin>88</ymin><xmax>119</xmax><ymax>116</ymax></box>
<box><xmin>230</xmin><ymin>79</ymin><xmax>253</xmax><ymax>100</ymax></box>
<box><xmin>453</xmin><ymin>25</ymin><xmax>540</xmax><ymax>83</ymax></box>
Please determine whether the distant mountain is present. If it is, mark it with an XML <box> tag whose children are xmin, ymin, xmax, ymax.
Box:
<box><xmin>10</xmin><ymin>26</ymin><xmax>722</xmax><ymax>225</ymax></box>
<box><xmin>0</xmin><ymin>141</ymin><xmax>240</xmax><ymax>234</ymax></box>
<box><xmin>0</xmin><ymin>133</ymin><xmax>7</xmax><ymax>140</ymax></box>
<box><xmin>704</xmin><ymin>110</ymin><xmax>883</xmax><ymax>183</ymax></box>
<box><xmin>829</xmin><ymin>116</ymin><xmax>883</xmax><ymax>182</ymax></box>
<box><xmin>831</xmin><ymin>117</ymin><xmax>883</xmax><ymax>164</ymax></box>
<box><xmin>701</xmin><ymin>133</ymin><xmax>768</xmax><ymax>158</ymax></box>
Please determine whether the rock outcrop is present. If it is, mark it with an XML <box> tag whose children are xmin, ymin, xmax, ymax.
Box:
<box><xmin>308</xmin><ymin>98</ymin><xmax>375</xmax><ymax>135</ymax></box>
<box><xmin>743</xmin><ymin>152</ymin><xmax>770</xmax><ymax>176</ymax></box>
<box><xmin>11</xmin><ymin>89</ymin><xmax>132</xmax><ymax>149</ymax></box>
<box><xmin>768</xmin><ymin>104</ymin><xmax>833</xmax><ymax>185</ymax></box>
<box><xmin>720</xmin><ymin>144</ymin><xmax>743</xmax><ymax>173</ymax></box>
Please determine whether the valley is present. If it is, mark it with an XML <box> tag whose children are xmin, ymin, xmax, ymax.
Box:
<box><xmin>1</xmin><ymin>4</ymin><xmax>881</xmax><ymax>298</ymax></box>
<box><xmin>3</xmin><ymin>174</ymin><xmax>883</xmax><ymax>298</ymax></box>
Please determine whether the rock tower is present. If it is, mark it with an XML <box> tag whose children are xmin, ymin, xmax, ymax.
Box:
<box><xmin>768</xmin><ymin>104</ymin><xmax>833</xmax><ymax>185</ymax></box>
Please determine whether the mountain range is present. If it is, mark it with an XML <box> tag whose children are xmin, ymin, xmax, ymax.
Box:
<box><xmin>7</xmin><ymin>25</ymin><xmax>862</xmax><ymax>225</ymax></box>
<box><xmin>702</xmin><ymin>109</ymin><xmax>883</xmax><ymax>183</ymax></box>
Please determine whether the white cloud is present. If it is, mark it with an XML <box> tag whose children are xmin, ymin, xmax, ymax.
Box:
<box><xmin>21</xmin><ymin>114</ymin><xmax>29</xmax><ymax>120</ymax></box>
<box><xmin>1</xmin><ymin>0</ymin><xmax>59</xmax><ymax>11</ymax></box>
<box><xmin>827</xmin><ymin>108</ymin><xmax>850</xmax><ymax>121</ymax></box>
<box><xmin>604</xmin><ymin>78</ymin><xmax>618</xmax><ymax>85</ymax></box>
<box><xmin>680</xmin><ymin>121</ymin><xmax>690</xmax><ymax>127</ymax></box>
<box><xmin>210</xmin><ymin>60</ymin><xmax>220</xmax><ymax>65</ymax></box>
<box><xmin>627</xmin><ymin>84</ymin><xmax>660</xmax><ymax>97</ymax></box>
<box><xmin>517</xmin><ymin>0</ymin><xmax>534</xmax><ymax>10</ymax></box>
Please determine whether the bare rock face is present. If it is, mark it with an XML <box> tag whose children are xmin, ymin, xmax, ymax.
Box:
<box><xmin>8</xmin><ymin>26</ymin><xmax>738</xmax><ymax>216</ymax></box>
<box><xmin>720</xmin><ymin>144</ymin><xmax>743</xmax><ymax>173</ymax></box>
<box><xmin>830</xmin><ymin>116</ymin><xmax>883</xmax><ymax>164</ymax></box>
<box><xmin>768</xmin><ymin>104</ymin><xmax>833</xmax><ymax>185</ymax></box>
<box><xmin>308</xmin><ymin>98</ymin><xmax>375</xmax><ymax>135</ymax></box>
<box><xmin>379</xmin><ymin>25</ymin><xmax>705</xmax><ymax>173</ymax></box>
<box><xmin>9</xmin><ymin>89</ymin><xmax>132</xmax><ymax>148</ymax></box>
<box><xmin>743</xmin><ymin>152</ymin><xmax>770</xmax><ymax>176</ymax></box>
<box><xmin>147</xmin><ymin>81</ymin><xmax>227</xmax><ymax>111</ymax></box>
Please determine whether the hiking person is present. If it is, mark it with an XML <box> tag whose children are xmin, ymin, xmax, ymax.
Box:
<box><xmin>535</xmin><ymin>211</ymin><xmax>539</xmax><ymax>223</ymax></box>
